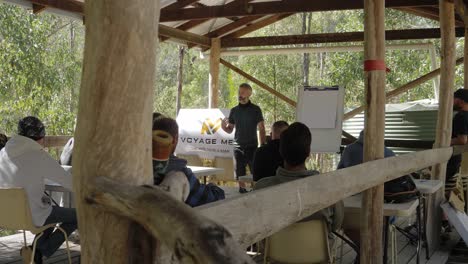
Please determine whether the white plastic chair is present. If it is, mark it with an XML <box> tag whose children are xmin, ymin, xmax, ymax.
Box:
<box><xmin>0</xmin><ymin>188</ymin><xmax>72</xmax><ymax>264</ymax></box>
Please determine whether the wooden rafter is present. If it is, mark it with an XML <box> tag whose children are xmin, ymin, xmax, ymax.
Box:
<box><xmin>221</xmin><ymin>27</ymin><xmax>465</xmax><ymax>47</ymax></box>
<box><xmin>206</xmin><ymin>15</ymin><xmax>264</xmax><ymax>38</ymax></box>
<box><xmin>30</xmin><ymin>0</ymin><xmax>83</xmax><ymax>14</ymax></box>
<box><xmin>161</xmin><ymin>0</ymin><xmax>256</xmax><ymax>42</ymax></box>
<box><xmin>397</xmin><ymin>6</ymin><xmax>465</xmax><ymax>26</ymax></box>
<box><xmin>159</xmin><ymin>0</ymin><xmax>438</xmax><ymax>22</ymax></box>
<box><xmin>162</xmin><ymin>0</ymin><xmax>199</xmax><ymax>10</ymax></box>
<box><xmin>454</xmin><ymin>0</ymin><xmax>468</xmax><ymax>24</ymax></box>
<box><xmin>159</xmin><ymin>25</ymin><xmax>210</xmax><ymax>47</ymax></box>
<box><xmin>223</xmin><ymin>13</ymin><xmax>293</xmax><ymax>39</ymax></box>
<box><xmin>192</xmin><ymin>2</ymin><xmax>238</xmax><ymax>21</ymax></box>
<box><xmin>32</xmin><ymin>3</ymin><xmax>47</xmax><ymax>13</ymax></box>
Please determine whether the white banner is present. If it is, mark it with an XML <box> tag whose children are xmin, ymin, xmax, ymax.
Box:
<box><xmin>175</xmin><ymin>109</ymin><xmax>235</xmax><ymax>158</ymax></box>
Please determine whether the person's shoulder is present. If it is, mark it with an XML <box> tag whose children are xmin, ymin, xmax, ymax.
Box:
<box><xmin>254</xmin><ymin>176</ymin><xmax>281</xmax><ymax>189</ymax></box>
<box><xmin>250</xmin><ymin>102</ymin><xmax>262</xmax><ymax>110</ymax></box>
<box><xmin>459</xmin><ymin>111</ymin><xmax>468</xmax><ymax>120</ymax></box>
<box><xmin>230</xmin><ymin>105</ymin><xmax>240</xmax><ymax>111</ymax></box>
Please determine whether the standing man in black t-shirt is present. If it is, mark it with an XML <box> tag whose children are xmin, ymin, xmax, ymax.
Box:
<box><xmin>447</xmin><ymin>89</ymin><xmax>468</xmax><ymax>184</ymax></box>
<box><xmin>221</xmin><ymin>83</ymin><xmax>266</xmax><ymax>193</ymax></box>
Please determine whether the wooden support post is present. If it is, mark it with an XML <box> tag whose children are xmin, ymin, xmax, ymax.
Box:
<box><xmin>209</xmin><ymin>38</ymin><xmax>220</xmax><ymax>108</ymax></box>
<box><xmin>360</xmin><ymin>0</ymin><xmax>386</xmax><ymax>263</ymax></box>
<box><xmin>427</xmin><ymin>0</ymin><xmax>456</xmax><ymax>255</ymax></box>
<box><xmin>73</xmin><ymin>0</ymin><xmax>159</xmax><ymax>262</ymax></box>
<box><xmin>176</xmin><ymin>47</ymin><xmax>185</xmax><ymax>115</ymax></box>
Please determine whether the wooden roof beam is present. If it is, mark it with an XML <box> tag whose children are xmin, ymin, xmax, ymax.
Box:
<box><xmin>159</xmin><ymin>24</ymin><xmax>210</xmax><ymax>47</ymax></box>
<box><xmin>32</xmin><ymin>3</ymin><xmax>47</xmax><ymax>13</ymax></box>
<box><xmin>29</xmin><ymin>0</ymin><xmax>83</xmax><ymax>14</ymax></box>
<box><xmin>162</xmin><ymin>0</ymin><xmax>200</xmax><ymax>10</ymax></box>
<box><xmin>397</xmin><ymin>7</ymin><xmax>465</xmax><ymax>26</ymax></box>
<box><xmin>160</xmin><ymin>0</ymin><xmax>438</xmax><ymax>22</ymax></box>
<box><xmin>223</xmin><ymin>13</ymin><xmax>293</xmax><ymax>39</ymax></box>
<box><xmin>161</xmin><ymin>0</ymin><xmax>257</xmax><ymax>42</ymax></box>
<box><xmin>454</xmin><ymin>0</ymin><xmax>468</xmax><ymax>24</ymax></box>
<box><xmin>221</xmin><ymin>27</ymin><xmax>466</xmax><ymax>48</ymax></box>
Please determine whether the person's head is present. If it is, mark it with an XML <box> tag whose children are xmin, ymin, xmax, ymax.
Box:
<box><xmin>453</xmin><ymin>89</ymin><xmax>468</xmax><ymax>111</ymax></box>
<box><xmin>0</xmin><ymin>133</ymin><xmax>7</xmax><ymax>150</ymax></box>
<box><xmin>152</xmin><ymin>117</ymin><xmax>179</xmax><ymax>152</ymax></box>
<box><xmin>280</xmin><ymin>122</ymin><xmax>311</xmax><ymax>169</ymax></box>
<box><xmin>271</xmin><ymin>121</ymin><xmax>289</xmax><ymax>140</ymax></box>
<box><xmin>238</xmin><ymin>83</ymin><xmax>252</xmax><ymax>104</ymax></box>
<box><xmin>153</xmin><ymin>112</ymin><xmax>164</xmax><ymax>124</ymax></box>
<box><xmin>18</xmin><ymin>116</ymin><xmax>46</xmax><ymax>145</ymax></box>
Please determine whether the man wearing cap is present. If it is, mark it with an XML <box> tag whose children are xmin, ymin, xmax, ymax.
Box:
<box><xmin>222</xmin><ymin>83</ymin><xmax>266</xmax><ymax>193</ymax></box>
<box><xmin>445</xmin><ymin>89</ymin><xmax>468</xmax><ymax>188</ymax></box>
<box><xmin>0</xmin><ymin>116</ymin><xmax>77</xmax><ymax>264</ymax></box>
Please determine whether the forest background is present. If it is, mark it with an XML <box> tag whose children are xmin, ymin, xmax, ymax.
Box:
<box><xmin>0</xmin><ymin>3</ymin><xmax>466</xmax><ymax>171</ymax></box>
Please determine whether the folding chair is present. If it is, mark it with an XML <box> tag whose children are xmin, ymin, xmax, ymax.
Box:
<box><xmin>0</xmin><ymin>188</ymin><xmax>71</xmax><ymax>264</ymax></box>
<box><xmin>264</xmin><ymin>219</ymin><xmax>332</xmax><ymax>264</ymax></box>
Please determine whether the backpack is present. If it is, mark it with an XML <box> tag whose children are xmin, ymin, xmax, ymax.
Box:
<box><xmin>384</xmin><ymin>174</ymin><xmax>419</xmax><ymax>203</ymax></box>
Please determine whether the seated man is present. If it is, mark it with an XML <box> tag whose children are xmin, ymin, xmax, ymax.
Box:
<box><xmin>337</xmin><ymin>130</ymin><xmax>395</xmax><ymax>169</ymax></box>
<box><xmin>337</xmin><ymin>130</ymin><xmax>401</xmax><ymax>246</ymax></box>
<box><xmin>252</xmin><ymin>121</ymin><xmax>288</xmax><ymax>182</ymax></box>
<box><xmin>0</xmin><ymin>116</ymin><xmax>77</xmax><ymax>264</ymax></box>
<box><xmin>152</xmin><ymin>117</ymin><xmax>225</xmax><ymax>207</ymax></box>
<box><xmin>255</xmin><ymin>122</ymin><xmax>343</xmax><ymax>232</ymax></box>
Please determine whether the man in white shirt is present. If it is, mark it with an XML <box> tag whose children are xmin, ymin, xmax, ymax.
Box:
<box><xmin>0</xmin><ymin>116</ymin><xmax>76</xmax><ymax>264</ymax></box>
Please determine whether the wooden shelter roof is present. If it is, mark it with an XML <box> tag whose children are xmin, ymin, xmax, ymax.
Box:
<box><xmin>2</xmin><ymin>0</ymin><xmax>467</xmax><ymax>48</ymax></box>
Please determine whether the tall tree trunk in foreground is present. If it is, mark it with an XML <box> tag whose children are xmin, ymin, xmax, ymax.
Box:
<box><xmin>73</xmin><ymin>0</ymin><xmax>160</xmax><ymax>262</ymax></box>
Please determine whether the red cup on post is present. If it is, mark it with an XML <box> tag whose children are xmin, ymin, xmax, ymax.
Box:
<box><xmin>152</xmin><ymin>130</ymin><xmax>174</xmax><ymax>161</ymax></box>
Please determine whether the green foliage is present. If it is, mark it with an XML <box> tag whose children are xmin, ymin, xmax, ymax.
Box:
<box><xmin>0</xmin><ymin>4</ymin><xmax>83</xmax><ymax>135</ymax></box>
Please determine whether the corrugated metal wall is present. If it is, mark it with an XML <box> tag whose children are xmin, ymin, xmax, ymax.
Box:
<box><xmin>343</xmin><ymin>110</ymin><xmax>439</xmax><ymax>154</ymax></box>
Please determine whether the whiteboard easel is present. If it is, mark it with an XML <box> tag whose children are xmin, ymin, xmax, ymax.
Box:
<box><xmin>296</xmin><ymin>86</ymin><xmax>344</xmax><ymax>153</ymax></box>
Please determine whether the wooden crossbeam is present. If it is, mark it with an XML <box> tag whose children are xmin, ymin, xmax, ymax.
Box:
<box><xmin>398</xmin><ymin>6</ymin><xmax>465</xmax><ymax>26</ymax></box>
<box><xmin>223</xmin><ymin>13</ymin><xmax>293</xmax><ymax>39</ymax></box>
<box><xmin>32</xmin><ymin>3</ymin><xmax>47</xmax><ymax>14</ymax></box>
<box><xmin>220</xmin><ymin>59</ymin><xmax>296</xmax><ymax>106</ymax></box>
<box><xmin>159</xmin><ymin>25</ymin><xmax>211</xmax><ymax>47</ymax></box>
<box><xmin>161</xmin><ymin>0</ymin><xmax>256</xmax><ymax>42</ymax></box>
<box><xmin>160</xmin><ymin>0</ymin><xmax>438</xmax><ymax>22</ymax></box>
<box><xmin>27</xmin><ymin>0</ymin><xmax>199</xmax><ymax>15</ymax></box>
<box><xmin>29</xmin><ymin>0</ymin><xmax>83</xmax><ymax>14</ymax></box>
<box><xmin>162</xmin><ymin>0</ymin><xmax>200</xmax><ymax>10</ymax></box>
<box><xmin>221</xmin><ymin>27</ymin><xmax>466</xmax><ymax>47</ymax></box>
<box><xmin>207</xmin><ymin>15</ymin><xmax>264</xmax><ymax>38</ymax></box>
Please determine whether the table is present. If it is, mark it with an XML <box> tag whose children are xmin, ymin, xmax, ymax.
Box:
<box><xmin>44</xmin><ymin>179</ymin><xmax>73</xmax><ymax>208</ymax></box>
<box><xmin>344</xmin><ymin>194</ymin><xmax>420</xmax><ymax>264</ymax></box>
<box><xmin>344</xmin><ymin>195</ymin><xmax>419</xmax><ymax>217</ymax></box>
<box><xmin>413</xmin><ymin>179</ymin><xmax>443</xmax><ymax>260</ymax></box>
<box><xmin>188</xmin><ymin>166</ymin><xmax>224</xmax><ymax>184</ymax></box>
<box><xmin>413</xmin><ymin>179</ymin><xmax>443</xmax><ymax>195</ymax></box>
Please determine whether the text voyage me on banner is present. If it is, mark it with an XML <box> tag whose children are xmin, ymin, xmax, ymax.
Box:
<box><xmin>176</xmin><ymin>109</ymin><xmax>235</xmax><ymax>158</ymax></box>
